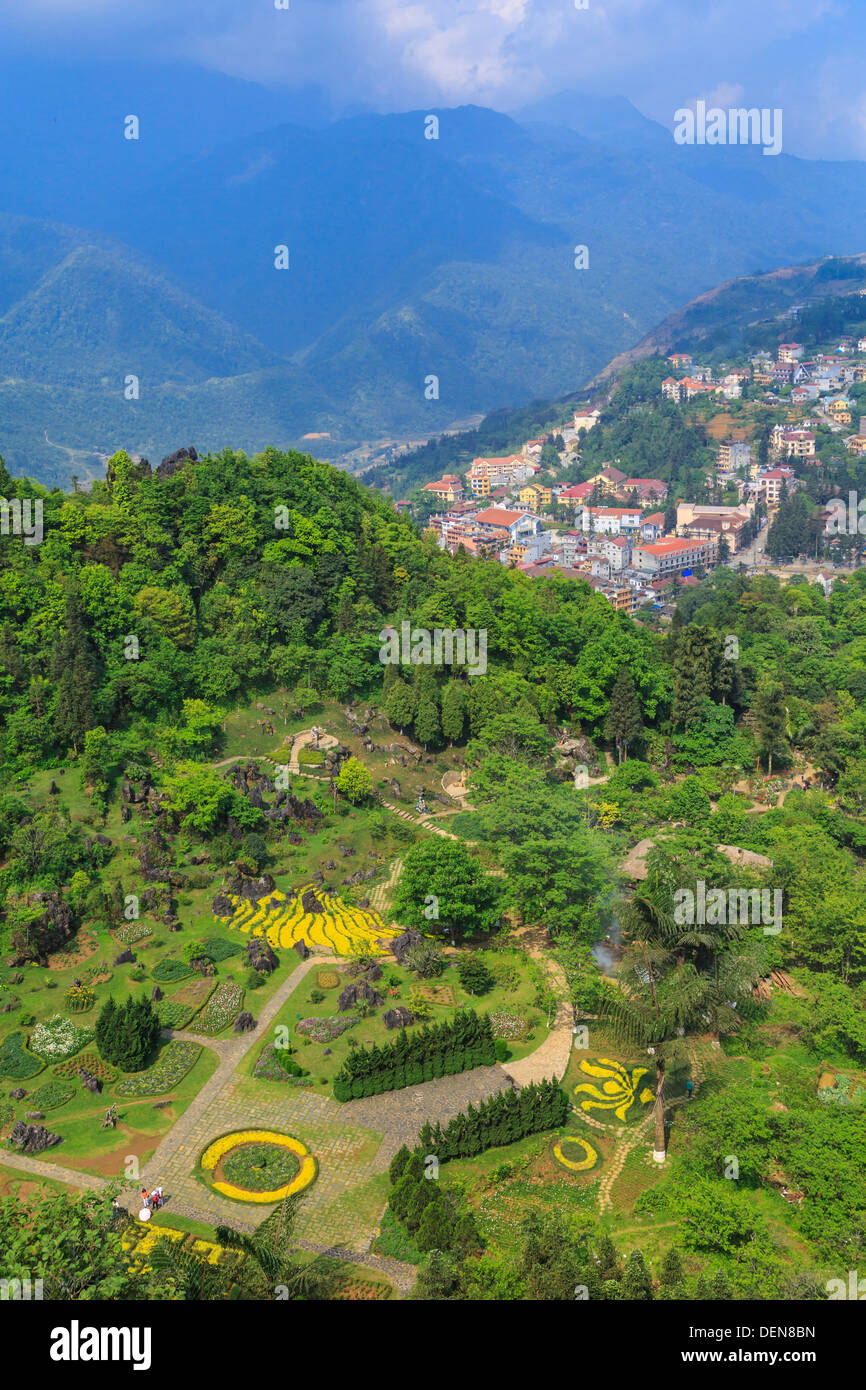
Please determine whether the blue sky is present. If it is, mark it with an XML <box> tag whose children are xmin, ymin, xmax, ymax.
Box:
<box><xmin>2</xmin><ymin>0</ymin><xmax>865</xmax><ymax>159</ymax></box>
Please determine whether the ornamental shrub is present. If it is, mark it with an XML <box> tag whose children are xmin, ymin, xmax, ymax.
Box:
<box><xmin>95</xmin><ymin>995</ymin><xmax>161</xmax><ymax>1072</ymax></box>
<box><xmin>457</xmin><ymin>955</ymin><xmax>494</xmax><ymax>996</ymax></box>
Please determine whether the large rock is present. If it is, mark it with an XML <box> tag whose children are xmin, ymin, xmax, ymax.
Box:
<box><xmin>212</xmin><ymin>894</ymin><xmax>234</xmax><ymax>916</ymax></box>
<box><xmin>301</xmin><ymin>887</ymin><xmax>322</xmax><ymax>915</ymax></box>
<box><xmin>338</xmin><ymin>980</ymin><xmax>383</xmax><ymax>1012</ymax></box>
<box><xmin>233</xmin><ymin>1011</ymin><xmax>256</xmax><ymax>1033</ymax></box>
<box><xmin>9</xmin><ymin>1122</ymin><xmax>63</xmax><ymax>1154</ymax></box>
<box><xmin>114</xmin><ymin>948</ymin><xmax>136</xmax><ymax>965</ymax></box>
<box><xmin>10</xmin><ymin>891</ymin><xmax>75</xmax><ymax>965</ymax></box>
<box><xmin>388</xmin><ymin>929</ymin><xmax>424</xmax><ymax>965</ymax></box>
<box><xmin>227</xmin><ymin>874</ymin><xmax>276</xmax><ymax>904</ymax></box>
<box><xmin>293</xmin><ymin>941</ymin><xmax>310</xmax><ymax>961</ymax></box>
<box><xmin>157</xmin><ymin>445</ymin><xmax>197</xmax><ymax>480</ymax></box>
<box><xmin>383</xmin><ymin>1007</ymin><xmax>415</xmax><ymax>1030</ymax></box>
<box><xmin>78</xmin><ymin>1069</ymin><xmax>102</xmax><ymax>1095</ymax></box>
<box><xmin>247</xmin><ymin>938</ymin><xmax>279</xmax><ymax>976</ymax></box>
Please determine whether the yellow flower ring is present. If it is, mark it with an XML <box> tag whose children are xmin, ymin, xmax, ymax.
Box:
<box><xmin>552</xmin><ymin>1136</ymin><xmax>599</xmax><ymax>1173</ymax></box>
<box><xmin>200</xmin><ymin>1129</ymin><xmax>318</xmax><ymax>1204</ymax></box>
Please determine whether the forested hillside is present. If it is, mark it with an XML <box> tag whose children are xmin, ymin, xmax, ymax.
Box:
<box><xmin>2</xmin><ymin>441</ymin><xmax>866</xmax><ymax>1298</ymax></box>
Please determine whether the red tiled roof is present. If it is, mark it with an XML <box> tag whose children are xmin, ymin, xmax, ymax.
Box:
<box><xmin>474</xmin><ymin>507</ymin><xmax>524</xmax><ymax>526</ymax></box>
<box><xmin>638</xmin><ymin>538</ymin><xmax>706</xmax><ymax>555</ymax></box>
<box><xmin>559</xmin><ymin>482</ymin><xmax>594</xmax><ymax>499</ymax></box>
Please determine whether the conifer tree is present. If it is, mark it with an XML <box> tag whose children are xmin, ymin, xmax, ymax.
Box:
<box><xmin>440</xmin><ymin>680</ymin><xmax>466</xmax><ymax>745</ymax></box>
<box><xmin>385</xmin><ymin>677</ymin><xmax>415</xmax><ymax>734</ymax></box>
<box><xmin>605</xmin><ymin>667</ymin><xmax>644</xmax><ymax>763</ymax></box>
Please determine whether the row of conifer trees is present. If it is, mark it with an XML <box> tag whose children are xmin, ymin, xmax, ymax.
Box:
<box><xmin>333</xmin><ymin>1010</ymin><xmax>495</xmax><ymax>1101</ymax></box>
<box><xmin>416</xmin><ymin>1079</ymin><xmax>569</xmax><ymax>1160</ymax></box>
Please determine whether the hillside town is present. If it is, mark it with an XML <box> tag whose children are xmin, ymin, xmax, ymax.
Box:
<box><xmin>406</xmin><ymin>321</ymin><xmax>866</xmax><ymax>614</ymax></box>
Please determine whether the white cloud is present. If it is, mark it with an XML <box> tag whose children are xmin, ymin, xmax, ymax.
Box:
<box><xmin>0</xmin><ymin>0</ymin><xmax>856</xmax><ymax>155</ymax></box>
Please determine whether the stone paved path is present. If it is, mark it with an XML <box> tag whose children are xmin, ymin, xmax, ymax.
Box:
<box><xmin>288</xmin><ymin>729</ymin><xmax>338</xmax><ymax>774</ymax></box>
<box><xmin>369</xmin><ymin>856</ymin><xmax>403</xmax><ymax>914</ymax></box>
<box><xmin>0</xmin><ymin>1151</ymin><xmax>107</xmax><ymax>1191</ymax></box>
<box><xmin>379</xmin><ymin>798</ymin><xmax>460</xmax><ymax>840</ymax></box>
<box><xmin>597</xmin><ymin>1114</ymin><xmax>653</xmax><ymax>1214</ymax></box>
<box><xmin>341</xmin><ymin>1064</ymin><xmax>514</xmax><ymax>1165</ymax></box>
<box><xmin>501</xmin><ymin>925</ymin><xmax>574</xmax><ymax>1087</ymax></box>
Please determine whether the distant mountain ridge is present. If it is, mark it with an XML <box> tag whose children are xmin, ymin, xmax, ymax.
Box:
<box><xmin>6</xmin><ymin>63</ymin><xmax>866</xmax><ymax>483</ymax></box>
<box><xmin>367</xmin><ymin>253</ymin><xmax>866</xmax><ymax>496</ymax></box>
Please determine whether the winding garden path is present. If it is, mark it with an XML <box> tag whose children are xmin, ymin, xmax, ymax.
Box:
<box><xmin>501</xmin><ymin>925</ymin><xmax>574</xmax><ymax>1087</ymax></box>
<box><xmin>596</xmin><ymin>1113</ymin><xmax>654</xmax><ymax>1214</ymax></box>
<box><xmin>369</xmin><ymin>856</ymin><xmax>403</xmax><ymax>914</ymax></box>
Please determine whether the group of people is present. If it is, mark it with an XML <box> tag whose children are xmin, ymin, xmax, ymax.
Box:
<box><xmin>140</xmin><ymin>1185</ymin><xmax>164</xmax><ymax>1211</ymax></box>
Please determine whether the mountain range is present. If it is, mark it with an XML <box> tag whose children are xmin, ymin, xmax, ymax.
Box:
<box><xmin>4</xmin><ymin>61</ymin><xmax>866</xmax><ymax>485</ymax></box>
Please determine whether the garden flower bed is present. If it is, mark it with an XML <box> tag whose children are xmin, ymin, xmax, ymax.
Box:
<box><xmin>488</xmin><ymin>1010</ymin><xmax>527</xmax><ymax>1040</ymax></box>
<box><xmin>114</xmin><ymin>1041</ymin><xmax>201</xmax><ymax>1096</ymax></box>
<box><xmin>151</xmin><ymin>958</ymin><xmax>194</xmax><ymax>983</ymax></box>
<box><xmin>296</xmin><ymin>1015</ymin><xmax>356</xmax><ymax>1043</ymax></box>
<box><xmin>222</xmin><ymin>1141</ymin><xmax>300</xmax><ymax>1192</ymax></box>
<box><xmin>0</xmin><ymin>1031</ymin><xmax>46</xmax><ymax>1078</ymax></box>
<box><xmin>216</xmin><ymin>883</ymin><xmax>393</xmax><ymax>955</ymax></box>
<box><xmin>52</xmin><ymin>1049</ymin><xmax>117</xmax><ymax>1082</ymax></box>
<box><xmin>114</xmin><ymin>922</ymin><xmax>153</xmax><ymax>946</ymax></box>
<box><xmin>552</xmin><ymin>1134</ymin><xmax>601</xmax><ymax>1174</ymax></box>
<box><xmin>31</xmin><ymin>1080</ymin><xmax>76</xmax><ymax>1112</ymax></box>
<box><xmin>572</xmin><ymin>1057</ymin><xmax>655</xmax><ymax>1125</ymax></box>
<box><xmin>29</xmin><ymin>1015</ymin><xmax>94</xmax><ymax>1062</ymax></box>
<box><xmin>170</xmin><ymin>979</ymin><xmax>216</xmax><ymax>1011</ymax></box>
<box><xmin>65</xmin><ymin>984</ymin><xmax>96</xmax><ymax>1013</ymax></box>
<box><xmin>253</xmin><ymin>1043</ymin><xmax>313</xmax><ymax>1085</ymax></box>
<box><xmin>200</xmin><ymin>1128</ymin><xmax>317</xmax><ymax>1203</ymax></box>
<box><xmin>155</xmin><ymin>1001</ymin><xmax>194</xmax><ymax>1030</ymax></box>
<box><xmin>193</xmin><ymin>982</ymin><xmax>244</xmax><ymax>1035</ymax></box>
<box><xmin>330</xmin><ymin>1276</ymin><xmax>391</xmax><ymax>1300</ymax></box>
<box><xmin>200</xmin><ymin>937</ymin><xmax>243</xmax><ymax>962</ymax></box>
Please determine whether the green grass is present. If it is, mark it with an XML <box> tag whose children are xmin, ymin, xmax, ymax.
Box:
<box><xmin>30</xmin><ymin>1045</ymin><xmax>220</xmax><ymax>1174</ymax></box>
<box><xmin>239</xmin><ymin>947</ymin><xmax>545</xmax><ymax>1089</ymax></box>
<box><xmin>221</xmin><ymin>1142</ymin><xmax>300</xmax><ymax>1192</ymax></box>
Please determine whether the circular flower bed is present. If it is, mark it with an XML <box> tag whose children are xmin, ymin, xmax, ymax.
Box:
<box><xmin>552</xmin><ymin>1134</ymin><xmax>600</xmax><ymax>1174</ymax></box>
<box><xmin>200</xmin><ymin>1129</ymin><xmax>317</xmax><ymax>1203</ymax></box>
<box><xmin>222</xmin><ymin>1142</ymin><xmax>300</xmax><ymax>1192</ymax></box>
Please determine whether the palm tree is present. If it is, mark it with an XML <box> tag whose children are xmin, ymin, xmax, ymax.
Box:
<box><xmin>215</xmin><ymin>1194</ymin><xmax>326</xmax><ymax>1300</ymax></box>
<box><xmin>149</xmin><ymin>1237</ymin><xmax>235</xmax><ymax>1301</ymax></box>
<box><xmin>606</xmin><ymin>889</ymin><xmax>764</xmax><ymax>1161</ymax></box>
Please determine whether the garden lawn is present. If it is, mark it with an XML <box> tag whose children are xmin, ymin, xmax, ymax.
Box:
<box><xmin>7</xmin><ymin>1045</ymin><xmax>219</xmax><ymax>1175</ymax></box>
<box><xmin>238</xmin><ymin>946</ymin><xmax>547</xmax><ymax>1091</ymax></box>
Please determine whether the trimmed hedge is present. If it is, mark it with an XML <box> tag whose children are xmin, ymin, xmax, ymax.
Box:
<box><xmin>333</xmin><ymin>1010</ymin><xmax>495</xmax><ymax>1102</ymax></box>
<box><xmin>417</xmin><ymin>1079</ymin><xmax>569</xmax><ymax>1160</ymax></box>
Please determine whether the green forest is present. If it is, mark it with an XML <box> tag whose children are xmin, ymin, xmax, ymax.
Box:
<box><xmin>1</xmin><ymin>439</ymin><xmax>865</xmax><ymax>1304</ymax></box>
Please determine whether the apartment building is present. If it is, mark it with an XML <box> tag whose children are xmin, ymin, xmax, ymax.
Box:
<box><xmin>718</xmin><ymin>440</ymin><xmax>751</xmax><ymax>472</ymax></box>
<box><xmin>633</xmin><ymin>537</ymin><xmax>716</xmax><ymax>578</ymax></box>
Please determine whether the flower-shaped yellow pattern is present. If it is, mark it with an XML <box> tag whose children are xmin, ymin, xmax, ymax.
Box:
<box><xmin>200</xmin><ymin>1129</ymin><xmax>317</xmax><ymax>1203</ymax></box>
<box><xmin>574</xmin><ymin>1057</ymin><xmax>655</xmax><ymax>1122</ymax></box>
